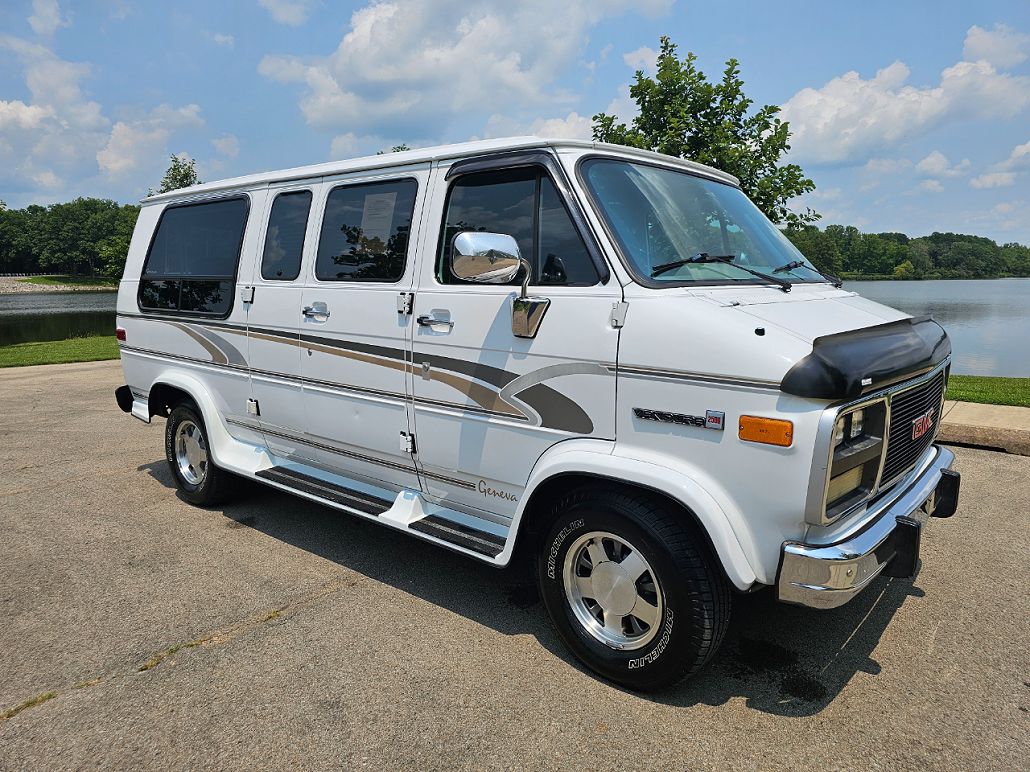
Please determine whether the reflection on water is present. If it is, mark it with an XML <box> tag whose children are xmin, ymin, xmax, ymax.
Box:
<box><xmin>845</xmin><ymin>279</ymin><xmax>1030</xmax><ymax>377</ymax></box>
<box><xmin>0</xmin><ymin>292</ymin><xmax>117</xmax><ymax>346</ymax></box>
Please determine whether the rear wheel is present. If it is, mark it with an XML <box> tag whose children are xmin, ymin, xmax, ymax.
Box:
<box><xmin>536</xmin><ymin>485</ymin><xmax>730</xmax><ymax>691</ymax></box>
<box><xmin>165</xmin><ymin>402</ymin><xmax>232</xmax><ymax>506</ymax></box>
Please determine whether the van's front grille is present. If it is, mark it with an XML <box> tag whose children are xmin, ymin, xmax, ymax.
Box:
<box><xmin>881</xmin><ymin>370</ymin><xmax>947</xmax><ymax>484</ymax></box>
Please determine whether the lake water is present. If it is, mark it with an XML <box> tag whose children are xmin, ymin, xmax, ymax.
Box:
<box><xmin>845</xmin><ymin>279</ymin><xmax>1030</xmax><ymax>377</ymax></box>
<box><xmin>0</xmin><ymin>292</ymin><xmax>117</xmax><ymax>346</ymax></box>
<box><xmin>1</xmin><ymin>280</ymin><xmax>1027</xmax><ymax>376</ymax></box>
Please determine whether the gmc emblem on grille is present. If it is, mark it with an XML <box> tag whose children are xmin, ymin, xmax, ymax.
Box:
<box><xmin>911</xmin><ymin>408</ymin><xmax>936</xmax><ymax>440</ymax></box>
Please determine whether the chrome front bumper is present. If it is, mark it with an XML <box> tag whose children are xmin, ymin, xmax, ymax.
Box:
<box><xmin>777</xmin><ymin>445</ymin><xmax>959</xmax><ymax>610</ymax></box>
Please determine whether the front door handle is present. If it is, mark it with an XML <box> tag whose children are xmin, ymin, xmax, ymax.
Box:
<box><xmin>303</xmin><ymin>302</ymin><xmax>329</xmax><ymax>320</ymax></box>
<box><xmin>417</xmin><ymin>314</ymin><xmax>453</xmax><ymax>328</ymax></box>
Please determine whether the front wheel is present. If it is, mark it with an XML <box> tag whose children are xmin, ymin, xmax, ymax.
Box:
<box><xmin>165</xmin><ymin>402</ymin><xmax>232</xmax><ymax>506</ymax></box>
<box><xmin>536</xmin><ymin>486</ymin><xmax>731</xmax><ymax>691</ymax></box>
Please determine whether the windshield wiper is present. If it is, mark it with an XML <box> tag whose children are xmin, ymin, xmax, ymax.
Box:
<box><xmin>653</xmin><ymin>253</ymin><xmax>792</xmax><ymax>292</ymax></box>
<box><xmin>773</xmin><ymin>259</ymin><xmax>843</xmax><ymax>288</ymax></box>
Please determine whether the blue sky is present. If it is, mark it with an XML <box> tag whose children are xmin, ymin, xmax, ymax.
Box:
<box><xmin>2</xmin><ymin>0</ymin><xmax>1029</xmax><ymax>244</ymax></box>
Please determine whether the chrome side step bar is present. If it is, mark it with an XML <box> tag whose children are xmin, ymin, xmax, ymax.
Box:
<box><xmin>255</xmin><ymin>466</ymin><xmax>392</xmax><ymax>516</ymax></box>
<box><xmin>408</xmin><ymin>514</ymin><xmax>505</xmax><ymax>558</ymax></box>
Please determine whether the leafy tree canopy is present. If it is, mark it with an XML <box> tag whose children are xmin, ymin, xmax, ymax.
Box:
<box><xmin>592</xmin><ymin>36</ymin><xmax>817</xmax><ymax>227</ymax></box>
<box><xmin>151</xmin><ymin>154</ymin><xmax>201</xmax><ymax>195</ymax></box>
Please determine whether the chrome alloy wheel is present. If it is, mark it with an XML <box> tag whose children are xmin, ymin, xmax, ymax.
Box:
<box><xmin>174</xmin><ymin>420</ymin><xmax>208</xmax><ymax>486</ymax></box>
<box><xmin>562</xmin><ymin>531</ymin><xmax>664</xmax><ymax>651</ymax></box>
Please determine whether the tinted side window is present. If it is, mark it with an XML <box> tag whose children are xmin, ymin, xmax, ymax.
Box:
<box><xmin>315</xmin><ymin>179</ymin><xmax>417</xmax><ymax>282</ymax></box>
<box><xmin>261</xmin><ymin>191</ymin><xmax>311</xmax><ymax>281</ymax></box>
<box><xmin>139</xmin><ymin>197</ymin><xmax>248</xmax><ymax>316</ymax></box>
<box><xmin>439</xmin><ymin>168</ymin><xmax>597</xmax><ymax>286</ymax></box>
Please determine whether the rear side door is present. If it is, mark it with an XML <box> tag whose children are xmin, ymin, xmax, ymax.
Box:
<box><xmin>409</xmin><ymin>155</ymin><xmax>620</xmax><ymax>520</ymax></box>
<box><xmin>246</xmin><ymin>182</ymin><xmax>320</xmax><ymax>460</ymax></box>
<box><xmin>296</xmin><ymin>169</ymin><xmax>430</xmax><ymax>491</ymax></box>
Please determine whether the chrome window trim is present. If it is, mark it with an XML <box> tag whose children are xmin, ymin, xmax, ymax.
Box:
<box><xmin>805</xmin><ymin>358</ymin><xmax>950</xmax><ymax>526</ymax></box>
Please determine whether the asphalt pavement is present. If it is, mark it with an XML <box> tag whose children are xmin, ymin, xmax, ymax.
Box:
<box><xmin>1</xmin><ymin>361</ymin><xmax>1027</xmax><ymax>770</ymax></box>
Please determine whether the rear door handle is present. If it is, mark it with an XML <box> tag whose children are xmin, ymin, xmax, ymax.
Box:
<box><xmin>303</xmin><ymin>302</ymin><xmax>329</xmax><ymax>319</ymax></box>
<box><xmin>417</xmin><ymin>314</ymin><xmax>453</xmax><ymax>328</ymax></box>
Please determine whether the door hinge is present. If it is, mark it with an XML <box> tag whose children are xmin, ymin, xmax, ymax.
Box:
<box><xmin>399</xmin><ymin>431</ymin><xmax>416</xmax><ymax>454</ymax></box>
<box><xmin>240</xmin><ymin>285</ymin><xmax>255</xmax><ymax>304</ymax></box>
<box><xmin>397</xmin><ymin>292</ymin><xmax>414</xmax><ymax>315</ymax></box>
<box><xmin>610</xmin><ymin>301</ymin><xmax>629</xmax><ymax>329</ymax></box>
<box><xmin>246</xmin><ymin>398</ymin><xmax>260</xmax><ymax>416</ymax></box>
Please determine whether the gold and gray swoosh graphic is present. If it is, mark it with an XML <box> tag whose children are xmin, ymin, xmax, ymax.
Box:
<box><xmin>124</xmin><ymin>315</ymin><xmax>598</xmax><ymax>434</ymax></box>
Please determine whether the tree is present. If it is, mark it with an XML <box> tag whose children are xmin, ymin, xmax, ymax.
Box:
<box><xmin>893</xmin><ymin>260</ymin><xmax>915</xmax><ymax>279</ymax></box>
<box><xmin>592</xmin><ymin>37</ymin><xmax>817</xmax><ymax>227</ymax></box>
<box><xmin>376</xmin><ymin>144</ymin><xmax>411</xmax><ymax>155</ymax></box>
<box><xmin>152</xmin><ymin>154</ymin><xmax>201</xmax><ymax>195</ymax></box>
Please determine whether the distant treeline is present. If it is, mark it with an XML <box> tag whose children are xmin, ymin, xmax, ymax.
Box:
<box><xmin>785</xmin><ymin>225</ymin><xmax>1030</xmax><ymax>280</ymax></box>
<box><xmin>2</xmin><ymin>197</ymin><xmax>1028</xmax><ymax>281</ymax></box>
<box><xmin>0</xmin><ymin>198</ymin><xmax>140</xmax><ymax>278</ymax></box>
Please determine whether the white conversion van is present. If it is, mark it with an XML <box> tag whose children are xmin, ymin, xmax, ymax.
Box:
<box><xmin>115</xmin><ymin>137</ymin><xmax>960</xmax><ymax>690</ymax></box>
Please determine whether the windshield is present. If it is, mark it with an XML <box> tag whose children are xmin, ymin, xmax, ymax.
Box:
<box><xmin>580</xmin><ymin>158</ymin><xmax>823</xmax><ymax>285</ymax></box>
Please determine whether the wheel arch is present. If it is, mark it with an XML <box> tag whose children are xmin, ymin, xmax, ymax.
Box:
<box><xmin>503</xmin><ymin>442</ymin><xmax>759</xmax><ymax>591</ymax></box>
<box><xmin>144</xmin><ymin>371</ymin><xmax>239</xmax><ymax>471</ymax></box>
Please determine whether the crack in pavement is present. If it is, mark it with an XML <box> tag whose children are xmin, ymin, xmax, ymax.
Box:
<box><xmin>0</xmin><ymin>576</ymin><xmax>360</xmax><ymax>724</ymax></box>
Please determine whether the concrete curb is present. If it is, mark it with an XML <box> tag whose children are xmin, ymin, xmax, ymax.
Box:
<box><xmin>939</xmin><ymin>400</ymin><xmax>1030</xmax><ymax>456</ymax></box>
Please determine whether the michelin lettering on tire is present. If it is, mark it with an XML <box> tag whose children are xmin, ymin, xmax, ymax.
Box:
<box><xmin>547</xmin><ymin>518</ymin><xmax>584</xmax><ymax>580</ymax></box>
<box><xmin>628</xmin><ymin>610</ymin><xmax>674</xmax><ymax>669</ymax></box>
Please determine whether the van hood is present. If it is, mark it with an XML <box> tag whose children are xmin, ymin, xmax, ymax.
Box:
<box><xmin>698</xmin><ymin>287</ymin><xmax>950</xmax><ymax>399</ymax></box>
<box><xmin>688</xmin><ymin>286</ymin><xmax>951</xmax><ymax>399</ymax></box>
<box><xmin>693</xmin><ymin>285</ymin><xmax>909</xmax><ymax>343</ymax></box>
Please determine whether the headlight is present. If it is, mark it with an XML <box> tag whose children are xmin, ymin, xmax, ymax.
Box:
<box><xmin>821</xmin><ymin>399</ymin><xmax>887</xmax><ymax>522</ymax></box>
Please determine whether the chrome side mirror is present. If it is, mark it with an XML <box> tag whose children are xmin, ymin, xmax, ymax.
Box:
<box><xmin>451</xmin><ymin>232</ymin><xmax>522</xmax><ymax>284</ymax></box>
<box><xmin>450</xmin><ymin>230</ymin><xmax>551</xmax><ymax>339</ymax></box>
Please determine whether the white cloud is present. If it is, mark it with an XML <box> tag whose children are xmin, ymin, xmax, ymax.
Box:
<box><xmin>258</xmin><ymin>0</ymin><xmax>316</xmax><ymax>26</ymax></box>
<box><xmin>970</xmin><ymin>172</ymin><xmax>1016</xmax><ymax>189</ymax></box>
<box><xmin>623</xmin><ymin>46</ymin><xmax>658</xmax><ymax>74</ymax></box>
<box><xmin>483</xmin><ymin>111</ymin><xmax>593</xmax><ymax>141</ymax></box>
<box><xmin>97</xmin><ymin>104</ymin><xmax>204</xmax><ymax>178</ymax></box>
<box><xmin>0</xmin><ymin>35</ymin><xmax>109</xmax><ymax>195</ymax></box>
<box><xmin>963</xmin><ymin>23</ymin><xmax>1030</xmax><ymax>69</ymax></box>
<box><xmin>603</xmin><ymin>85</ymin><xmax>636</xmax><ymax>125</ymax></box>
<box><xmin>29</xmin><ymin>0</ymin><xmax>69</xmax><ymax>37</ymax></box>
<box><xmin>782</xmin><ymin>55</ymin><xmax>1030</xmax><ymax>165</ymax></box>
<box><xmin>995</xmin><ymin>138</ymin><xmax>1030</xmax><ymax>171</ymax></box>
<box><xmin>259</xmin><ymin>0</ymin><xmax>671</xmax><ymax>147</ymax></box>
<box><xmin>920</xmin><ymin>179</ymin><xmax>944</xmax><ymax>193</ymax></box>
<box><xmin>211</xmin><ymin>133</ymin><xmax>239</xmax><ymax>158</ymax></box>
<box><xmin>915</xmin><ymin>150</ymin><xmax>969</xmax><ymax>177</ymax></box>
<box><xmin>32</xmin><ymin>169</ymin><xmax>61</xmax><ymax>188</ymax></box>
<box><xmin>329</xmin><ymin>132</ymin><xmax>357</xmax><ymax>158</ymax></box>
<box><xmin>864</xmin><ymin>157</ymin><xmax>911</xmax><ymax>175</ymax></box>
<box><xmin>213</xmin><ymin>33</ymin><xmax>235</xmax><ymax>48</ymax></box>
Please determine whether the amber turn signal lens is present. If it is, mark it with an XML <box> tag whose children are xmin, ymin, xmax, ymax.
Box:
<box><xmin>739</xmin><ymin>415</ymin><xmax>793</xmax><ymax>447</ymax></box>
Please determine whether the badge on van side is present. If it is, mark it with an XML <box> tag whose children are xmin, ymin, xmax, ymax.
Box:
<box><xmin>633</xmin><ymin>407</ymin><xmax>725</xmax><ymax>431</ymax></box>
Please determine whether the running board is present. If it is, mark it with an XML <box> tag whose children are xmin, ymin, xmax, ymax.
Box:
<box><xmin>255</xmin><ymin>466</ymin><xmax>392</xmax><ymax>516</ymax></box>
<box><xmin>408</xmin><ymin>515</ymin><xmax>505</xmax><ymax>558</ymax></box>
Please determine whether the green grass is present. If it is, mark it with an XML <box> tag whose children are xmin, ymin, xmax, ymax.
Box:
<box><xmin>0</xmin><ymin>335</ymin><xmax>119</xmax><ymax>368</ymax></box>
<box><xmin>946</xmin><ymin>375</ymin><xmax>1030</xmax><ymax>408</ymax></box>
<box><xmin>17</xmin><ymin>274</ymin><xmax>118</xmax><ymax>288</ymax></box>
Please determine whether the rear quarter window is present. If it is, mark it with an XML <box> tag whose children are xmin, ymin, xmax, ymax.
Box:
<box><xmin>138</xmin><ymin>196</ymin><xmax>249</xmax><ymax>316</ymax></box>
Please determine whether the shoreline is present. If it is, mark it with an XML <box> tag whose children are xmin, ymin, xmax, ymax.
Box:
<box><xmin>0</xmin><ymin>277</ymin><xmax>117</xmax><ymax>295</ymax></box>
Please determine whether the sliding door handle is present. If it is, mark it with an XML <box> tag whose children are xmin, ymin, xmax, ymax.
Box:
<box><xmin>302</xmin><ymin>302</ymin><xmax>329</xmax><ymax>319</ymax></box>
<box><xmin>417</xmin><ymin>314</ymin><xmax>453</xmax><ymax>328</ymax></box>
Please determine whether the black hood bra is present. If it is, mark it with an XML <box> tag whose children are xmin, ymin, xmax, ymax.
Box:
<box><xmin>780</xmin><ymin>316</ymin><xmax>951</xmax><ymax>400</ymax></box>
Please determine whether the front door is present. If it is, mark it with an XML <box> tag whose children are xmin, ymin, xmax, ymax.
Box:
<box><xmin>410</xmin><ymin>161</ymin><xmax>620</xmax><ymax>520</ymax></box>
<box><xmin>297</xmin><ymin>170</ymin><xmax>429</xmax><ymax>491</ymax></box>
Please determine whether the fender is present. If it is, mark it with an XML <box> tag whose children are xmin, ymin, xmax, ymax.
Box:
<box><xmin>147</xmin><ymin>369</ymin><xmax>264</xmax><ymax>477</ymax></box>
<box><xmin>503</xmin><ymin>439</ymin><xmax>759</xmax><ymax>590</ymax></box>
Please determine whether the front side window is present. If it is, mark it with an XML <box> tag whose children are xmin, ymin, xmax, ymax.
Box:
<box><xmin>139</xmin><ymin>196</ymin><xmax>249</xmax><ymax>315</ymax></box>
<box><xmin>315</xmin><ymin>178</ymin><xmax>417</xmax><ymax>282</ymax></box>
<box><xmin>439</xmin><ymin>168</ymin><xmax>598</xmax><ymax>286</ymax></box>
<box><xmin>261</xmin><ymin>191</ymin><xmax>311</xmax><ymax>281</ymax></box>
<box><xmin>580</xmin><ymin>158</ymin><xmax>822</xmax><ymax>285</ymax></box>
